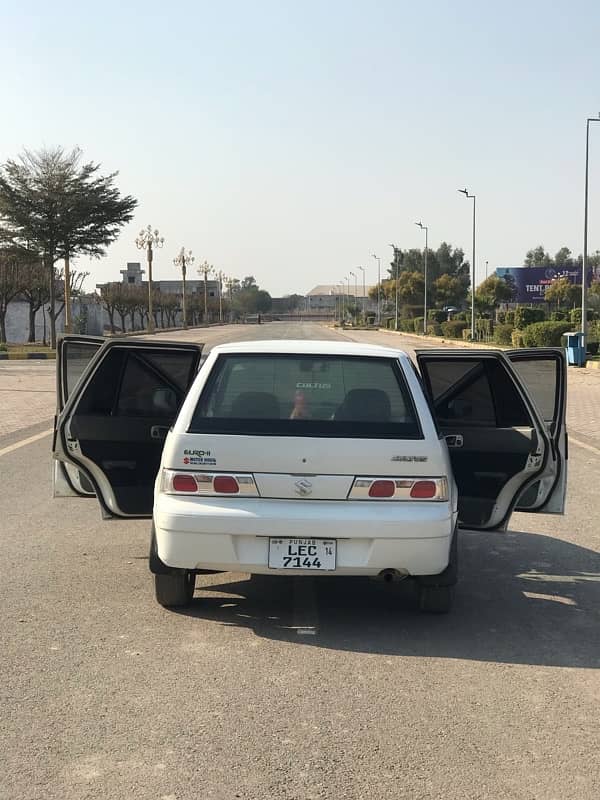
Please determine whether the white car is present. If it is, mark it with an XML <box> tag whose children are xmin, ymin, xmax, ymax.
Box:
<box><xmin>53</xmin><ymin>337</ymin><xmax>567</xmax><ymax>614</ymax></box>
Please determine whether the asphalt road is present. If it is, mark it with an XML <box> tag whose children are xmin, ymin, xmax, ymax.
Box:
<box><xmin>1</xmin><ymin>322</ymin><xmax>599</xmax><ymax>800</ymax></box>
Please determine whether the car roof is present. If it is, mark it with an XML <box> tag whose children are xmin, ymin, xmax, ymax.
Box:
<box><xmin>209</xmin><ymin>339</ymin><xmax>411</xmax><ymax>360</ymax></box>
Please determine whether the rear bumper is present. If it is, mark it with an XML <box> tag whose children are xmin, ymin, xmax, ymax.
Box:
<box><xmin>153</xmin><ymin>495</ymin><xmax>456</xmax><ymax>577</ymax></box>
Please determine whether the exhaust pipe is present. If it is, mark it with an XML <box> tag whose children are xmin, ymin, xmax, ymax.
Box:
<box><xmin>377</xmin><ymin>568</ymin><xmax>408</xmax><ymax>583</ymax></box>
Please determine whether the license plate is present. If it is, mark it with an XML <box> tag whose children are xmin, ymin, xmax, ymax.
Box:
<box><xmin>268</xmin><ymin>538</ymin><xmax>336</xmax><ymax>570</ymax></box>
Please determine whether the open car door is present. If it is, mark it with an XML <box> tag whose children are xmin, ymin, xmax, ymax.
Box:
<box><xmin>53</xmin><ymin>337</ymin><xmax>203</xmax><ymax>518</ymax></box>
<box><xmin>416</xmin><ymin>349</ymin><xmax>563</xmax><ymax>531</ymax></box>
<box><xmin>506</xmin><ymin>348</ymin><xmax>567</xmax><ymax>514</ymax></box>
<box><xmin>54</xmin><ymin>335</ymin><xmax>105</xmax><ymax>498</ymax></box>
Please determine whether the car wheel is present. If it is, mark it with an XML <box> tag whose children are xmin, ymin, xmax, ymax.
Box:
<box><xmin>418</xmin><ymin>584</ymin><xmax>453</xmax><ymax>614</ymax></box>
<box><xmin>154</xmin><ymin>571</ymin><xmax>195</xmax><ymax>608</ymax></box>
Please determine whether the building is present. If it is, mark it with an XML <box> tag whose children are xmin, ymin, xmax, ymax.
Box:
<box><xmin>304</xmin><ymin>284</ymin><xmax>376</xmax><ymax>312</ymax></box>
<box><xmin>98</xmin><ymin>262</ymin><xmax>220</xmax><ymax>298</ymax></box>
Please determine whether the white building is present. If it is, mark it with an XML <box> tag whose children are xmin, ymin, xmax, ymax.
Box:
<box><xmin>304</xmin><ymin>284</ymin><xmax>376</xmax><ymax>312</ymax></box>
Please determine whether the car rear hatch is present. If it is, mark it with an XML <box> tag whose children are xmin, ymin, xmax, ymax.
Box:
<box><xmin>162</xmin><ymin>351</ymin><xmax>448</xmax><ymax>501</ymax></box>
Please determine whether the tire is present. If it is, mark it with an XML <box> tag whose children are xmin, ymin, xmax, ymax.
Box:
<box><xmin>419</xmin><ymin>584</ymin><xmax>453</xmax><ymax>614</ymax></box>
<box><xmin>154</xmin><ymin>571</ymin><xmax>195</xmax><ymax>608</ymax></box>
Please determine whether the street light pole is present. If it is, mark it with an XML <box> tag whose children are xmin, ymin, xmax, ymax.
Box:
<box><xmin>388</xmin><ymin>245</ymin><xmax>400</xmax><ymax>332</ymax></box>
<box><xmin>583</xmin><ymin>114</ymin><xmax>600</xmax><ymax>344</ymax></box>
<box><xmin>358</xmin><ymin>266</ymin><xmax>366</xmax><ymax>319</ymax></box>
<box><xmin>350</xmin><ymin>271</ymin><xmax>357</xmax><ymax>320</ymax></box>
<box><xmin>338</xmin><ymin>281</ymin><xmax>345</xmax><ymax>321</ymax></box>
<box><xmin>136</xmin><ymin>225</ymin><xmax>164</xmax><ymax>333</ymax></box>
<box><xmin>173</xmin><ymin>247</ymin><xmax>194</xmax><ymax>329</ymax></box>
<box><xmin>198</xmin><ymin>261</ymin><xmax>214</xmax><ymax>323</ymax></box>
<box><xmin>415</xmin><ymin>224</ymin><xmax>428</xmax><ymax>335</ymax></box>
<box><xmin>217</xmin><ymin>271</ymin><xmax>224</xmax><ymax>322</ymax></box>
<box><xmin>371</xmin><ymin>253</ymin><xmax>381</xmax><ymax>325</ymax></box>
<box><xmin>458</xmin><ymin>189</ymin><xmax>476</xmax><ymax>341</ymax></box>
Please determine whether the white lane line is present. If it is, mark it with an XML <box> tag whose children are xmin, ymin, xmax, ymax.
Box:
<box><xmin>0</xmin><ymin>428</ymin><xmax>53</xmax><ymax>458</ymax></box>
<box><xmin>570</xmin><ymin>435</ymin><xmax>600</xmax><ymax>456</ymax></box>
<box><xmin>292</xmin><ymin>577</ymin><xmax>319</xmax><ymax>636</ymax></box>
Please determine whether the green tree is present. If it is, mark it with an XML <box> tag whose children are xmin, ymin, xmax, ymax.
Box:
<box><xmin>0</xmin><ymin>245</ymin><xmax>24</xmax><ymax>343</ymax></box>
<box><xmin>474</xmin><ymin>275</ymin><xmax>514</xmax><ymax>314</ymax></box>
<box><xmin>545</xmin><ymin>277</ymin><xmax>580</xmax><ymax>309</ymax></box>
<box><xmin>554</xmin><ymin>247</ymin><xmax>573</xmax><ymax>267</ymax></box>
<box><xmin>395</xmin><ymin>271</ymin><xmax>425</xmax><ymax>306</ymax></box>
<box><xmin>0</xmin><ymin>147</ymin><xmax>137</xmax><ymax>348</ymax></box>
<box><xmin>432</xmin><ymin>274</ymin><xmax>467</xmax><ymax>308</ymax></box>
<box><xmin>524</xmin><ymin>245</ymin><xmax>553</xmax><ymax>267</ymax></box>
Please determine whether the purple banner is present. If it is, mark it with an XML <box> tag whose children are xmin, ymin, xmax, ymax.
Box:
<box><xmin>494</xmin><ymin>266</ymin><xmax>591</xmax><ymax>304</ymax></box>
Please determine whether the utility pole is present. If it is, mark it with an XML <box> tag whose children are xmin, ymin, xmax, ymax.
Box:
<box><xmin>458</xmin><ymin>189</ymin><xmax>476</xmax><ymax>341</ymax></box>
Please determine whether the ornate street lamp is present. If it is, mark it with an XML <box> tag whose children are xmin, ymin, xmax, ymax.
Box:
<box><xmin>198</xmin><ymin>260</ymin><xmax>215</xmax><ymax>323</ymax></box>
<box><xmin>136</xmin><ymin>225</ymin><xmax>164</xmax><ymax>333</ymax></box>
<box><xmin>173</xmin><ymin>247</ymin><xmax>194</xmax><ymax>329</ymax></box>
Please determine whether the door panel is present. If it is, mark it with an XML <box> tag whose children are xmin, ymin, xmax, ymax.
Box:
<box><xmin>416</xmin><ymin>351</ymin><xmax>549</xmax><ymax>530</ymax></box>
<box><xmin>54</xmin><ymin>336</ymin><xmax>106</xmax><ymax>498</ymax></box>
<box><xmin>54</xmin><ymin>339</ymin><xmax>203</xmax><ymax>517</ymax></box>
<box><xmin>506</xmin><ymin>349</ymin><xmax>567</xmax><ymax>513</ymax></box>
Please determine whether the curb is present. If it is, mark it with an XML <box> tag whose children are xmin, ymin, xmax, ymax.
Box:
<box><xmin>0</xmin><ymin>351</ymin><xmax>56</xmax><ymax>360</ymax></box>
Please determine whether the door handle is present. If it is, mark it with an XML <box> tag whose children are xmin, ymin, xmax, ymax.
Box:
<box><xmin>150</xmin><ymin>425</ymin><xmax>170</xmax><ymax>441</ymax></box>
<box><xmin>445</xmin><ymin>434</ymin><xmax>463</xmax><ymax>448</ymax></box>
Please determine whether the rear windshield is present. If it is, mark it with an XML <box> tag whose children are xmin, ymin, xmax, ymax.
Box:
<box><xmin>189</xmin><ymin>354</ymin><xmax>422</xmax><ymax>438</ymax></box>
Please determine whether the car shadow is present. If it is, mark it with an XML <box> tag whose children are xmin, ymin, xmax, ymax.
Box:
<box><xmin>173</xmin><ymin>529</ymin><xmax>600</xmax><ymax>669</ymax></box>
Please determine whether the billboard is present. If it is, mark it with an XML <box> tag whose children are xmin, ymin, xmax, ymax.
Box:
<box><xmin>494</xmin><ymin>266</ymin><xmax>589</xmax><ymax>304</ymax></box>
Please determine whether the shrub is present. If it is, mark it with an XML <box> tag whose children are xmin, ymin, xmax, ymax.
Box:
<box><xmin>494</xmin><ymin>324</ymin><xmax>514</xmax><ymax>345</ymax></box>
<box><xmin>570</xmin><ymin>308</ymin><xmax>597</xmax><ymax>326</ymax></box>
<box><xmin>455</xmin><ymin>311</ymin><xmax>468</xmax><ymax>321</ymax></box>
<box><xmin>521</xmin><ymin>321</ymin><xmax>572</xmax><ymax>347</ymax></box>
<box><xmin>496</xmin><ymin>311</ymin><xmax>506</xmax><ymax>324</ymax></box>
<box><xmin>514</xmin><ymin>307</ymin><xmax>546</xmax><ymax>329</ymax></box>
<box><xmin>511</xmin><ymin>329</ymin><xmax>525</xmax><ymax>348</ymax></box>
<box><xmin>504</xmin><ymin>310</ymin><xmax>515</xmax><ymax>326</ymax></box>
<box><xmin>428</xmin><ymin>309</ymin><xmax>446</xmax><ymax>324</ymax></box>
<box><xmin>441</xmin><ymin>320</ymin><xmax>468</xmax><ymax>339</ymax></box>
<box><xmin>413</xmin><ymin>317</ymin><xmax>425</xmax><ymax>333</ymax></box>
<box><xmin>475</xmin><ymin>318</ymin><xmax>493</xmax><ymax>339</ymax></box>
<box><xmin>588</xmin><ymin>341</ymin><xmax>599</xmax><ymax>356</ymax></box>
<box><xmin>427</xmin><ymin>322</ymin><xmax>442</xmax><ymax>336</ymax></box>
<box><xmin>550</xmin><ymin>311</ymin><xmax>568</xmax><ymax>322</ymax></box>
<box><xmin>399</xmin><ymin>318</ymin><xmax>415</xmax><ymax>333</ymax></box>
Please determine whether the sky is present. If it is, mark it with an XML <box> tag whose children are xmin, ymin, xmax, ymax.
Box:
<box><xmin>1</xmin><ymin>0</ymin><xmax>600</xmax><ymax>296</ymax></box>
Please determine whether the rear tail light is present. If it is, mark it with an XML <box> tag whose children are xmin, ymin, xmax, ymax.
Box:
<box><xmin>349</xmin><ymin>477</ymin><xmax>448</xmax><ymax>501</ymax></box>
<box><xmin>162</xmin><ymin>470</ymin><xmax>258</xmax><ymax>497</ymax></box>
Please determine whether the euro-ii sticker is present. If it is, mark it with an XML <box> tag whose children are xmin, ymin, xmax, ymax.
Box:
<box><xmin>183</xmin><ymin>448</ymin><xmax>216</xmax><ymax>466</ymax></box>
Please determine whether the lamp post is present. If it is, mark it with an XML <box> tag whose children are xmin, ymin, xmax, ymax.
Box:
<box><xmin>198</xmin><ymin>260</ymin><xmax>214</xmax><ymax>323</ymax></box>
<box><xmin>217</xmin><ymin>271</ymin><xmax>224</xmax><ymax>322</ymax></box>
<box><xmin>350</xmin><ymin>270</ymin><xmax>357</xmax><ymax>320</ymax></box>
<box><xmin>173</xmin><ymin>247</ymin><xmax>194</xmax><ymax>329</ymax></box>
<box><xmin>136</xmin><ymin>225</ymin><xmax>164</xmax><ymax>333</ymax></box>
<box><xmin>338</xmin><ymin>281</ymin><xmax>345</xmax><ymax>321</ymax></box>
<box><xmin>388</xmin><ymin>244</ymin><xmax>401</xmax><ymax>331</ymax></box>
<box><xmin>485</xmin><ymin>260</ymin><xmax>489</xmax><ymax>279</ymax></box>
<box><xmin>371</xmin><ymin>253</ymin><xmax>381</xmax><ymax>324</ymax></box>
<box><xmin>358</xmin><ymin>266</ymin><xmax>366</xmax><ymax>319</ymax></box>
<box><xmin>583</xmin><ymin>114</ymin><xmax>600</xmax><ymax>345</ymax></box>
<box><xmin>415</xmin><ymin>223</ymin><xmax>428</xmax><ymax>335</ymax></box>
<box><xmin>458</xmin><ymin>189</ymin><xmax>476</xmax><ymax>341</ymax></box>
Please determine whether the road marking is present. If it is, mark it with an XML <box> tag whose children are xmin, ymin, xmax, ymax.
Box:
<box><xmin>0</xmin><ymin>428</ymin><xmax>52</xmax><ymax>458</ymax></box>
<box><xmin>570</xmin><ymin>435</ymin><xmax>600</xmax><ymax>456</ymax></box>
<box><xmin>292</xmin><ymin>577</ymin><xmax>319</xmax><ymax>636</ymax></box>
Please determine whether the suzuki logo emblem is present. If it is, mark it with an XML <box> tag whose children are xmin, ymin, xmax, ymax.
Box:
<box><xmin>294</xmin><ymin>479</ymin><xmax>313</xmax><ymax>497</ymax></box>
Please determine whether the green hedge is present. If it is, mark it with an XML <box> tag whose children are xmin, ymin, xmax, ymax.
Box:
<box><xmin>570</xmin><ymin>308</ymin><xmax>598</xmax><ymax>325</ymax></box>
<box><xmin>494</xmin><ymin>324</ymin><xmax>514</xmax><ymax>345</ymax></box>
<box><xmin>496</xmin><ymin>310</ymin><xmax>516</xmax><ymax>325</ymax></box>
<box><xmin>521</xmin><ymin>321</ymin><xmax>572</xmax><ymax>347</ymax></box>
<box><xmin>398</xmin><ymin>318</ymin><xmax>415</xmax><ymax>332</ymax></box>
<box><xmin>550</xmin><ymin>311</ymin><xmax>568</xmax><ymax>322</ymax></box>
<box><xmin>427</xmin><ymin>323</ymin><xmax>442</xmax><ymax>336</ymax></box>
<box><xmin>514</xmin><ymin>307</ymin><xmax>546</xmax><ymax>329</ymax></box>
<box><xmin>413</xmin><ymin>317</ymin><xmax>425</xmax><ymax>333</ymax></box>
<box><xmin>428</xmin><ymin>309</ymin><xmax>447</xmax><ymax>324</ymax></box>
<box><xmin>441</xmin><ymin>320</ymin><xmax>468</xmax><ymax>338</ymax></box>
<box><xmin>511</xmin><ymin>329</ymin><xmax>525</xmax><ymax>348</ymax></box>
